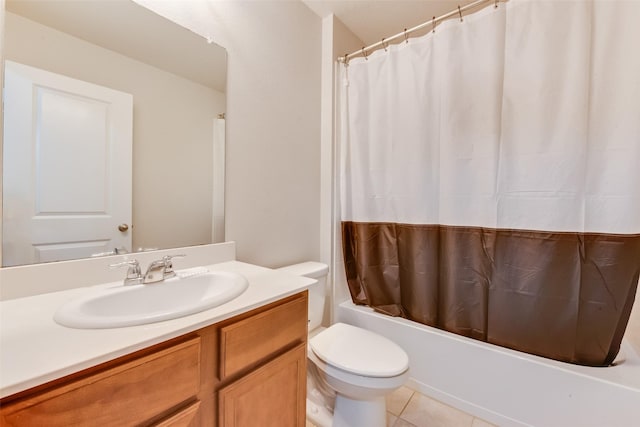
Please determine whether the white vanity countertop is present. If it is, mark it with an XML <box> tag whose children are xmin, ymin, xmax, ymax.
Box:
<box><xmin>0</xmin><ymin>260</ymin><xmax>315</xmax><ymax>398</ymax></box>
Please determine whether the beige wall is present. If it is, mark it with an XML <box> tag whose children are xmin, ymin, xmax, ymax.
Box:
<box><xmin>222</xmin><ymin>1</ymin><xmax>321</xmax><ymax>267</ymax></box>
<box><xmin>135</xmin><ymin>0</ymin><xmax>322</xmax><ymax>268</ymax></box>
<box><xmin>4</xmin><ymin>11</ymin><xmax>225</xmax><ymax>253</ymax></box>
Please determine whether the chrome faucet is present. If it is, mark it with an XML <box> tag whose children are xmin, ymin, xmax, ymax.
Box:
<box><xmin>109</xmin><ymin>259</ymin><xmax>143</xmax><ymax>286</ymax></box>
<box><xmin>110</xmin><ymin>254</ymin><xmax>185</xmax><ymax>285</ymax></box>
<box><xmin>142</xmin><ymin>255</ymin><xmax>186</xmax><ymax>284</ymax></box>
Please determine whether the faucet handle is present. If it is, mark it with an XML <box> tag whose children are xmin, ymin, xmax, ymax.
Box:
<box><xmin>109</xmin><ymin>259</ymin><xmax>142</xmax><ymax>286</ymax></box>
<box><xmin>162</xmin><ymin>254</ymin><xmax>186</xmax><ymax>278</ymax></box>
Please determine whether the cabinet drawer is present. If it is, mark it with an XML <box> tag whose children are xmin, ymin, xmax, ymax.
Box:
<box><xmin>220</xmin><ymin>292</ymin><xmax>307</xmax><ymax>379</ymax></box>
<box><xmin>1</xmin><ymin>337</ymin><xmax>201</xmax><ymax>427</ymax></box>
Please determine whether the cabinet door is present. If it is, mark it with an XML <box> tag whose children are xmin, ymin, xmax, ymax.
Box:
<box><xmin>218</xmin><ymin>343</ymin><xmax>307</xmax><ymax>427</ymax></box>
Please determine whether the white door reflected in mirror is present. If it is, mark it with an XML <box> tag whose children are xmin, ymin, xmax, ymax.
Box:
<box><xmin>2</xmin><ymin>61</ymin><xmax>133</xmax><ymax>266</ymax></box>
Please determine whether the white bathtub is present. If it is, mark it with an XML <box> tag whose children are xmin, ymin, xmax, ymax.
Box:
<box><xmin>337</xmin><ymin>300</ymin><xmax>640</xmax><ymax>427</ymax></box>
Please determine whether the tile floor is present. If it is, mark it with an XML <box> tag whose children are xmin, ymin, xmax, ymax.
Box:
<box><xmin>306</xmin><ymin>385</ymin><xmax>497</xmax><ymax>427</ymax></box>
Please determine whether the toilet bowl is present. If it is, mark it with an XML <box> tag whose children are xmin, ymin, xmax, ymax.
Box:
<box><xmin>277</xmin><ymin>262</ymin><xmax>409</xmax><ymax>427</ymax></box>
<box><xmin>309</xmin><ymin>322</ymin><xmax>409</xmax><ymax>427</ymax></box>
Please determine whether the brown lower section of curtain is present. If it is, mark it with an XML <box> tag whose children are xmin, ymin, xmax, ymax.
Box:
<box><xmin>342</xmin><ymin>221</ymin><xmax>640</xmax><ymax>367</ymax></box>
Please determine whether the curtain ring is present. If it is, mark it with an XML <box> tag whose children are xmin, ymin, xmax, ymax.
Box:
<box><xmin>361</xmin><ymin>47</ymin><xmax>368</xmax><ymax>60</ymax></box>
<box><xmin>382</xmin><ymin>38</ymin><xmax>388</xmax><ymax>52</ymax></box>
<box><xmin>404</xmin><ymin>28</ymin><xmax>409</xmax><ymax>43</ymax></box>
<box><xmin>432</xmin><ymin>16</ymin><xmax>436</xmax><ymax>33</ymax></box>
<box><xmin>458</xmin><ymin>5</ymin><xmax>463</xmax><ymax>22</ymax></box>
<box><xmin>495</xmin><ymin>0</ymin><xmax>499</xmax><ymax>8</ymax></box>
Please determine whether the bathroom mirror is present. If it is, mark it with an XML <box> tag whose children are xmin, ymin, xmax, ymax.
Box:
<box><xmin>1</xmin><ymin>0</ymin><xmax>227</xmax><ymax>267</ymax></box>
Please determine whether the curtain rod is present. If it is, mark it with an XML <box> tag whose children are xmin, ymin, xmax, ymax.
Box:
<box><xmin>339</xmin><ymin>0</ymin><xmax>498</xmax><ymax>64</ymax></box>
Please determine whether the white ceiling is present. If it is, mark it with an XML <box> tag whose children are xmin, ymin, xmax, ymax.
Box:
<box><xmin>8</xmin><ymin>0</ymin><xmax>485</xmax><ymax>90</ymax></box>
<box><xmin>302</xmin><ymin>0</ymin><xmax>482</xmax><ymax>46</ymax></box>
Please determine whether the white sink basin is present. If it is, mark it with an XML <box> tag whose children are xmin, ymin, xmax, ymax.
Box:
<box><xmin>54</xmin><ymin>271</ymin><xmax>249</xmax><ymax>329</ymax></box>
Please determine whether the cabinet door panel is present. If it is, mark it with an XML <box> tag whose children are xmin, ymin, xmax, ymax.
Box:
<box><xmin>218</xmin><ymin>343</ymin><xmax>307</xmax><ymax>427</ymax></box>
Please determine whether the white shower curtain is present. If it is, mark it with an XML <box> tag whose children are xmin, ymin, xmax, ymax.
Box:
<box><xmin>339</xmin><ymin>0</ymin><xmax>640</xmax><ymax>366</ymax></box>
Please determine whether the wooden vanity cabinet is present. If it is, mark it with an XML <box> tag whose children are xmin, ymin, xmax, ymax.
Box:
<box><xmin>0</xmin><ymin>291</ymin><xmax>308</xmax><ymax>427</ymax></box>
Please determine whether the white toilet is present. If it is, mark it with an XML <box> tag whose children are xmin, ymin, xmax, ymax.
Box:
<box><xmin>277</xmin><ymin>262</ymin><xmax>409</xmax><ymax>427</ymax></box>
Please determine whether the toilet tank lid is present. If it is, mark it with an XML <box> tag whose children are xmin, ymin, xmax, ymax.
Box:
<box><xmin>310</xmin><ymin>322</ymin><xmax>409</xmax><ymax>377</ymax></box>
<box><xmin>276</xmin><ymin>262</ymin><xmax>329</xmax><ymax>279</ymax></box>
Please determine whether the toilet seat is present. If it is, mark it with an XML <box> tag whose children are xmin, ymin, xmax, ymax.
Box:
<box><xmin>308</xmin><ymin>347</ymin><xmax>408</xmax><ymax>394</ymax></box>
<box><xmin>310</xmin><ymin>323</ymin><xmax>409</xmax><ymax>378</ymax></box>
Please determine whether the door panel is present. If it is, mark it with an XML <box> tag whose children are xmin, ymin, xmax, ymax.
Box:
<box><xmin>36</xmin><ymin>88</ymin><xmax>110</xmax><ymax>213</ymax></box>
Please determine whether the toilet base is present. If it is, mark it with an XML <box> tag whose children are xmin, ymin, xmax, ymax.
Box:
<box><xmin>306</xmin><ymin>398</ymin><xmax>333</xmax><ymax>427</ymax></box>
<box><xmin>333</xmin><ymin>395</ymin><xmax>386</xmax><ymax>427</ymax></box>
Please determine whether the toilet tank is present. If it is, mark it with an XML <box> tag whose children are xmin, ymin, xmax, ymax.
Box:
<box><xmin>277</xmin><ymin>262</ymin><xmax>329</xmax><ymax>331</ymax></box>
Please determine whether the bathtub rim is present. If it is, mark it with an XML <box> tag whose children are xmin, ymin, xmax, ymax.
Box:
<box><xmin>337</xmin><ymin>299</ymin><xmax>640</xmax><ymax>427</ymax></box>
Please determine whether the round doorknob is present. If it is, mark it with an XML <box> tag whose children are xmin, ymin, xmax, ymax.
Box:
<box><xmin>118</xmin><ymin>224</ymin><xmax>129</xmax><ymax>232</ymax></box>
